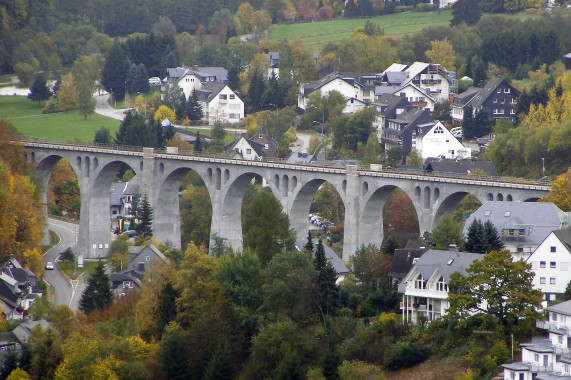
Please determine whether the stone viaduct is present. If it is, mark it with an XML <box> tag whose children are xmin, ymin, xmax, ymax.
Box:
<box><xmin>22</xmin><ymin>141</ymin><xmax>550</xmax><ymax>260</ymax></box>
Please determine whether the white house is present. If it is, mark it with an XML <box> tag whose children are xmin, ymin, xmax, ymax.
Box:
<box><xmin>391</xmin><ymin>82</ymin><xmax>436</xmax><ymax>112</ymax></box>
<box><xmin>503</xmin><ymin>300</ymin><xmax>571</xmax><ymax>380</ymax></box>
<box><xmin>343</xmin><ymin>97</ymin><xmax>367</xmax><ymax>114</ymax></box>
<box><xmin>399</xmin><ymin>249</ymin><xmax>483</xmax><ymax>325</ymax></box>
<box><xmin>412</xmin><ymin>121</ymin><xmax>471</xmax><ymax>160</ymax></box>
<box><xmin>298</xmin><ymin>73</ymin><xmax>362</xmax><ymax>110</ymax></box>
<box><xmin>163</xmin><ymin>66</ymin><xmax>228</xmax><ymax>100</ymax></box>
<box><xmin>464</xmin><ymin>202</ymin><xmax>571</xmax><ymax>261</ymax></box>
<box><xmin>527</xmin><ymin>228</ymin><xmax>571</xmax><ymax>303</ymax></box>
<box><xmin>196</xmin><ymin>83</ymin><xmax>244</xmax><ymax>125</ymax></box>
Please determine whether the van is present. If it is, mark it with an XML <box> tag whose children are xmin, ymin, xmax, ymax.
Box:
<box><xmin>149</xmin><ymin>77</ymin><xmax>161</xmax><ymax>85</ymax></box>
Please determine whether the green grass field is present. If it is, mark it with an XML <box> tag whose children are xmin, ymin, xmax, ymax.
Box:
<box><xmin>59</xmin><ymin>259</ymin><xmax>106</xmax><ymax>280</ymax></box>
<box><xmin>269</xmin><ymin>11</ymin><xmax>452</xmax><ymax>48</ymax></box>
<box><xmin>0</xmin><ymin>96</ymin><xmax>120</xmax><ymax>143</ymax></box>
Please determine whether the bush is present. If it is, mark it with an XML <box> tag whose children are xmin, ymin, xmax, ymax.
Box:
<box><xmin>415</xmin><ymin>3</ymin><xmax>439</xmax><ymax>11</ymax></box>
<box><xmin>384</xmin><ymin>341</ymin><xmax>428</xmax><ymax>370</ymax></box>
<box><xmin>395</xmin><ymin>5</ymin><xmax>414</xmax><ymax>12</ymax></box>
<box><xmin>42</xmin><ymin>100</ymin><xmax>60</xmax><ymax>114</ymax></box>
<box><xmin>383</xmin><ymin>2</ymin><xmax>396</xmax><ymax>14</ymax></box>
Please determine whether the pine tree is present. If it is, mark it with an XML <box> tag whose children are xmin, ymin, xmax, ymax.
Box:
<box><xmin>202</xmin><ymin>343</ymin><xmax>236</xmax><ymax>380</ymax></box>
<box><xmin>186</xmin><ymin>89</ymin><xmax>203</xmax><ymax>122</ymax></box>
<box><xmin>101</xmin><ymin>41</ymin><xmax>130</xmax><ymax>101</ymax></box>
<box><xmin>27</xmin><ymin>75</ymin><xmax>51</xmax><ymax>105</ymax></box>
<box><xmin>313</xmin><ymin>239</ymin><xmax>339</xmax><ymax>317</ymax></box>
<box><xmin>565</xmin><ymin>280</ymin><xmax>571</xmax><ymax>301</ymax></box>
<box><xmin>79</xmin><ymin>259</ymin><xmax>114</xmax><ymax>314</ymax></box>
<box><xmin>482</xmin><ymin>220</ymin><xmax>504</xmax><ymax>253</ymax></box>
<box><xmin>462</xmin><ymin>105</ymin><xmax>475</xmax><ymax>139</ymax></box>
<box><xmin>247</xmin><ymin>68</ymin><xmax>266</xmax><ymax>113</ymax></box>
<box><xmin>157</xmin><ymin>282</ymin><xmax>179</xmax><ymax>334</ymax></box>
<box><xmin>464</xmin><ymin>219</ymin><xmax>484</xmax><ymax>253</ymax></box>
<box><xmin>135</xmin><ymin>194</ymin><xmax>154</xmax><ymax>238</ymax></box>
<box><xmin>194</xmin><ymin>131</ymin><xmax>203</xmax><ymax>153</ymax></box>
<box><xmin>304</xmin><ymin>231</ymin><xmax>314</xmax><ymax>253</ymax></box>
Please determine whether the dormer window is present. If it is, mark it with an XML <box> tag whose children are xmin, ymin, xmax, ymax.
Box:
<box><xmin>437</xmin><ymin>276</ymin><xmax>448</xmax><ymax>291</ymax></box>
<box><xmin>259</xmin><ymin>134</ymin><xmax>263</xmax><ymax>138</ymax></box>
<box><xmin>415</xmin><ymin>274</ymin><xmax>427</xmax><ymax>289</ymax></box>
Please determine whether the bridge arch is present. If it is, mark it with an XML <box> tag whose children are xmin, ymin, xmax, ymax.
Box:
<box><xmin>433</xmin><ymin>191</ymin><xmax>484</xmax><ymax>228</ymax></box>
<box><xmin>288</xmin><ymin>178</ymin><xmax>345</xmax><ymax>244</ymax></box>
<box><xmin>155</xmin><ymin>166</ymin><xmax>212</xmax><ymax>250</ymax></box>
<box><xmin>219</xmin><ymin>171</ymin><xmax>280</xmax><ymax>251</ymax></box>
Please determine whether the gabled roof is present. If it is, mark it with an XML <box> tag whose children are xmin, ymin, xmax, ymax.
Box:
<box><xmin>469</xmin><ymin>76</ymin><xmax>520</xmax><ymax>109</ymax></box>
<box><xmin>452</xmin><ymin>87</ymin><xmax>480</xmax><ymax>107</ymax></box>
<box><xmin>196</xmin><ymin>82</ymin><xmax>228</xmax><ymax>103</ymax></box>
<box><xmin>165</xmin><ymin>66</ymin><xmax>228</xmax><ymax>84</ymax></box>
<box><xmin>382</xmin><ymin>63</ymin><xmax>408</xmax><ymax>73</ymax></box>
<box><xmin>224</xmin><ymin>135</ymin><xmax>266</xmax><ymax>157</ymax></box>
<box><xmin>412</xmin><ymin>249</ymin><xmax>483</xmax><ymax>282</ymax></box>
<box><xmin>424</xmin><ymin>158</ymin><xmax>498</xmax><ymax>177</ymax></box>
<box><xmin>396</xmin><ymin>82</ymin><xmax>436</xmax><ymax>102</ymax></box>
<box><xmin>405</xmin><ymin>62</ymin><xmax>430</xmax><ymax>80</ymax></box>
<box><xmin>387</xmin><ymin>107</ymin><xmax>434</xmax><ymax>136</ymax></box>
<box><xmin>286</xmin><ymin>152</ymin><xmax>316</xmax><ymax>164</ymax></box>
<box><xmin>301</xmin><ymin>72</ymin><xmax>361</xmax><ymax>96</ymax></box>
<box><xmin>546</xmin><ymin>299</ymin><xmax>571</xmax><ymax>316</ymax></box>
<box><xmin>295</xmin><ymin>239</ymin><xmax>349</xmax><ymax>275</ymax></box>
<box><xmin>553</xmin><ymin>228</ymin><xmax>571</xmax><ymax>252</ymax></box>
<box><xmin>463</xmin><ymin>202</ymin><xmax>566</xmax><ymax>246</ymax></box>
<box><xmin>109</xmin><ymin>182</ymin><xmax>127</xmax><ymax>207</ymax></box>
<box><xmin>388</xmin><ymin>249</ymin><xmax>424</xmax><ymax>277</ymax></box>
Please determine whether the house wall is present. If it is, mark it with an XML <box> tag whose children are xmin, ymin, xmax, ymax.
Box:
<box><xmin>417</xmin><ymin>72</ymin><xmax>450</xmax><ymax>102</ymax></box>
<box><xmin>451</xmin><ymin>104</ymin><xmax>465</xmax><ymax>122</ymax></box>
<box><xmin>528</xmin><ymin>233</ymin><xmax>571</xmax><ymax>301</ymax></box>
<box><xmin>177</xmin><ymin>74</ymin><xmax>203</xmax><ymax>99</ymax></box>
<box><xmin>342</xmin><ymin>99</ymin><xmax>365</xmax><ymax>114</ymax></box>
<box><xmin>394</xmin><ymin>85</ymin><xmax>435</xmax><ymax>111</ymax></box>
<box><xmin>478</xmin><ymin>83</ymin><xmax>518</xmax><ymax>119</ymax></box>
<box><xmin>298</xmin><ymin>78</ymin><xmax>360</xmax><ymax>109</ymax></box>
<box><xmin>231</xmin><ymin>138</ymin><xmax>261</xmax><ymax>160</ymax></box>
<box><xmin>414</xmin><ymin>122</ymin><xmax>471</xmax><ymax>160</ymax></box>
<box><xmin>203</xmin><ymin>86</ymin><xmax>244</xmax><ymax>125</ymax></box>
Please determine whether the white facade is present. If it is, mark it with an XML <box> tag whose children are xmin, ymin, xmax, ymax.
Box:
<box><xmin>394</xmin><ymin>83</ymin><xmax>435</xmax><ymax>111</ymax></box>
<box><xmin>527</xmin><ymin>231</ymin><xmax>571</xmax><ymax>303</ymax></box>
<box><xmin>413</xmin><ymin>122</ymin><xmax>471</xmax><ymax>160</ymax></box>
<box><xmin>503</xmin><ymin>301</ymin><xmax>571</xmax><ymax>379</ymax></box>
<box><xmin>229</xmin><ymin>137</ymin><xmax>261</xmax><ymax>160</ymax></box>
<box><xmin>401</xmin><ymin>267</ymin><xmax>451</xmax><ymax>324</ymax></box>
<box><xmin>202</xmin><ymin>85</ymin><xmax>244</xmax><ymax>125</ymax></box>
<box><xmin>417</xmin><ymin>71</ymin><xmax>451</xmax><ymax>102</ymax></box>
<box><xmin>343</xmin><ymin>98</ymin><xmax>366</xmax><ymax>114</ymax></box>
<box><xmin>298</xmin><ymin>78</ymin><xmax>361</xmax><ymax>109</ymax></box>
<box><xmin>177</xmin><ymin>73</ymin><xmax>204</xmax><ymax>99</ymax></box>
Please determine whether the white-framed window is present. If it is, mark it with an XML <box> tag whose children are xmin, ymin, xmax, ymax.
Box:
<box><xmin>493</xmin><ymin>98</ymin><xmax>498</xmax><ymax>103</ymax></box>
<box><xmin>540</xmin><ymin>277</ymin><xmax>546</xmax><ymax>284</ymax></box>
<box><xmin>497</xmin><ymin>88</ymin><xmax>502</xmax><ymax>93</ymax></box>
<box><xmin>551</xmin><ymin>262</ymin><xmax>556</xmax><ymax>268</ymax></box>
<box><xmin>123</xmin><ymin>281</ymin><xmax>133</xmax><ymax>288</ymax></box>
<box><xmin>219</xmin><ymin>94</ymin><xmax>227</xmax><ymax>100</ymax></box>
<box><xmin>551</xmin><ymin>278</ymin><xmax>556</xmax><ymax>284</ymax></box>
<box><xmin>229</xmin><ymin>94</ymin><xmax>235</xmax><ymax>99</ymax></box>
<box><xmin>500</xmin><ymin>98</ymin><xmax>505</xmax><ymax>104</ymax></box>
<box><xmin>436</xmin><ymin>276</ymin><xmax>447</xmax><ymax>291</ymax></box>
<box><xmin>540</xmin><ymin>261</ymin><xmax>546</xmax><ymax>268</ymax></box>
<box><xmin>415</xmin><ymin>274</ymin><xmax>426</xmax><ymax>289</ymax></box>
<box><xmin>229</xmin><ymin>113</ymin><xmax>240</xmax><ymax>118</ymax></box>
<box><xmin>504</xmin><ymin>88</ymin><xmax>511</xmax><ymax>93</ymax></box>
<box><xmin>510</xmin><ymin>109</ymin><xmax>515</xmax><ymax>115</ymax></box>
<box><xmin>551</xmin><ymin>246</ymin><xmax>557</xmax><ymax>252</ymax></box>
<box><xmin>146</xmin><ymin>256</ymin><xmax>150</xmax><ymax>261</ymax></box>
<box><xmin>246</xmin><ymin>149</ymin><xmax>251</xmax><ymax>154</ymax></box>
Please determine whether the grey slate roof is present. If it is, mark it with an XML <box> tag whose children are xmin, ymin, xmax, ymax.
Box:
<box><xmin>388</xmin><ymin>249</ymin><xmax>424</xmax><ymax>278</ymax></box>
<box><xmin>463</xmin><ymin>202</ymin><xmax>566</xmax><ymax>247</ymax></box>
<box><xmin>546</xmin><ymin>299</ymin><xmax>571</xmax><ymax>316</ymax></box>
<box><xmin>286</xmin><ymin>152</ymin><xmax>316</xmax><ymax>164</ymax></box>
<box><xmin>536</xmin><ymin>375</ymin><xmax>571</xmax><ymax>380</ymax></box>
<box><xmin>412</xmin><ymin>249</ymin><xmax>483</xmax><ymax>282</ymax></box>
<box><xmin>470</xmin><ymin>76</ymin><xmax>519</xmax><ymax>109</ymax></box>
<box><xmin>224</xmin><ymin>135</ymin><xmax>266</xmax><ymax>157</ymax></box>
<box><xmin>373</xmin><ymin>93</ymin><xmax>408</xmax><ymax>115</ymax></box>
<box><xmin>301</xmin><ymin>72</ymin><xmax>360</xmax><ymax>96</ymax></box>
<box><xmin>452</xmin><ymin>86</ymin><xmax>480</xmax><ymax>107</ymax></box>
<box><xmin>165</xmin><ymin>66</ymin><xmax>228</xmax><ymax>84</ymax></box>
<box><xmin>196</xmin><ymin>82</ymin><xmax>227</xmax><ymax>102</ymax></box>
<box><xmin>295</xmin><ymin>239</ymin><xmax>349</xmax><ymax>275</ymax></box>
<box><xmin>423</xmin><ymin>158</ymin><xmax>498</xmax><ymax>177</ymax></box>
<box><xmin>109</xmin><ymin>182</ymin><xmax>126</xmax><ymax>207</ymax></box>
<box><xmin>553</xmin><ymin>228</ymin><xmax>571</xmax><ymax>253</ymax></box>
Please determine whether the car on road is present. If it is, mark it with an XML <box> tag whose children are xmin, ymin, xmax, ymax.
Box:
<box><xmin>45</xmin><ymin>261</ymin><xmax>54</xmax><ymax>270</ymax></box>
<box><xmin>476</xmin><ymin>137</ymin><xmax>489</xmax><ymax>147</ymax></box>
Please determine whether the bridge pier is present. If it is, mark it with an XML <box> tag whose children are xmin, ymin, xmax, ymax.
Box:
<box><xmin>342</xmin><ymin>166</ymin><xmax>361</xmax><ymax>260</ymax></box>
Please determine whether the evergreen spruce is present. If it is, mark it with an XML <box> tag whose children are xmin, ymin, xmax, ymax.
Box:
<box><xmin>186</xmin><ymin>89</ymin><xmax>203</xmax><ymax>122</ymax></box>
<box><xmin>304</xmin><ymin>231</ymin><xmax>314</xmax><ymax>253</ymax></box>
<box><xmin>135</xmin><ymin>194</ymin><xmax>154</xmax><ymax>238</ymax></box>
<box><xmin>482</xmin><ymin>220</ymin><xmax>504</xmax><ymax>252</ymax></box>
<box><xmin>202</xmin><ymin>342</ymin><xmax>236</xmax><ymax>380</ymax></box>
<box><xmin>27</xmin><ymin>75</ymin><xmax>51</xmax><ymax>105</ymax></box>
<box><xmin>157</xmin><ymin>282</ymin><xmax>180</xmax><ymax>334</ymax></box>
<box><xmin>321</xmin><ymin>344</ymin><xmax>341</xmax><ymax>380</ymax></box>
<box><xmin>247</xmin><ymin>68</ymin><xmax>266</xmax><ymax>113</ymax></box>
<box><xmin>565</xmin><ymin>280</ymin><xmax>571</xmax><ymax>301</ymax></box>
<box><xmin>194</xmin><ymin>131</ymin><xmax>203</xmax><ymax>153</ymax></box>
<box><xmin>101</xmin><ymin>41</ymin><xmax>130</xmax><ymax>101</ymax></box>
<box><xmin>313</xmin><ymin>239</ymin><xmax>339</xmax><ymax>317</ymax></box>
<box><xmin>464</xmin><ymin>219</ymin><xmax>484</xmax><ymax>253</ymax></box>
<box><xmin>79</xmin><ymin>259</ymin><xmax>114</xmax><ymax>314</ymax></box>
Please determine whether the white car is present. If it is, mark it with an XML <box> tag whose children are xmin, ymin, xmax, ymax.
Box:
<box><xmin>45</xmin><ymin>261</ymin><xmax>54</xmax><ymax>270</ymax></box>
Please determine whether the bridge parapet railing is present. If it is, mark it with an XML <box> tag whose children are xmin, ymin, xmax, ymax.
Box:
<box><xmin>14</xmin><ymin>137</ymin><xmax>552</xmax><ymax>187</ymax></box>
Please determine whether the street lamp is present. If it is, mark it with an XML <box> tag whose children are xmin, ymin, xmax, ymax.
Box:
<box><xmin>542</xmin><ymin>157</ymin><xmax>545</xmax><ymax>178</ymax></box>
<box><xmin>313</xmin><ymin>120</ymin><xmax>323</xmax><ymax>135</ymax></box>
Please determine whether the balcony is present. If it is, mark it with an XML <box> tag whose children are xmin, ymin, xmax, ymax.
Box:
<box><xmin>529</xmin><ymin>364</ymin><xmax>553</xmax><ymax>372</ymax></box>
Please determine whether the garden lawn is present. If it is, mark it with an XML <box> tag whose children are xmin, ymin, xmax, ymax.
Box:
<box><xmin>0</xmin><ymin>96</ymin><xmax>119</xmax><ymax>143</ymax></box>
<box><xmin>59</xmin><ymin>259</ymin><xmax>106</xmax><ymax>280</ymax></box>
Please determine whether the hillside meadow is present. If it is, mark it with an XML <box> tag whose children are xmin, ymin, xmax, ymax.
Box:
<box><xmin>0</xmin><ymin>96</ymin><xmax>119</xmax><ymax>142</ymax></box>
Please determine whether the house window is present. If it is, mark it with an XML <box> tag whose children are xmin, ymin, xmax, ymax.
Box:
<box><xmin>493</xmin><ymin>98</ymin><xmax>497</xmax><ymax>103</ymax></box>
<box><xmin>540</xmin><ymin>261</ymin><xmax>546</xmax><ymax>268</ymax></box>
<box><xmin>219</xmin><ymin>94</ymin><xmax>227</xmax><ymax>100</ymax></box>
<box><xmin>497</xmin><ymin>88</ymin><xmax>502</xmax><ymax>93</ymax></box>
<box><xmin>551</xmin><ymin>278</ymin><xmax>556</xmax><ymax>284</ymax></box>
<box><xmin>246</xmin><ymin>149</ymin><xmax>251</xmax><ymax>154</ymax></box>
<box><xmin>540</xmin><ymin>277</ymin><xmax>546</xmax><ymax>284</ymax></box>
<box><xmin>415</xmin><ymin>274</ymin><xmax>426</xmax><ymax>289</ymax></box>
<box><xmin>484</xmin><ymin>210</ymin><xmax>491</xmax><ymax>216</ymax></box>
<box><xmin>559</xmin><ymin>335</ymin><xmax>563</xmax><ymax>344</ymax></box>
<box><xmin>146</xmin><ymin>256</ymin><xmax>150</xmax><ymax>261</ymax></box>
<box><xmin>229</xmin><ymin>94</ymin><xmax>235</xmax><ymax>99</ymax></box>
<box><xmin>510</xmin><ymin>109</ymin><xmax>515</xmax><ymax>115</ymax></box>
<box><xmin>500</xmin><ymin>98</ymin><xmax>505</xmax><ymax>104</ymax></box>
<box><xmin>229</xmin><ymin>104</ymin><xmax>240</xmax><ymax>110</ymax></box>
<box><xmin>504</xmin><ymin>88</ymin><xmax>511</xmax><ymax>93</ymax></box>
<box><xmin>436</xmin><ymin>276</ymin><xmax>447</xmax><ymax>291</ymax></box>
<box><xmin>123</xmin><ymin>281</ymin><xmax>133</xmax><ymax>288</ymax></box>
<box><xmin>551</xmin><ymin>262</ymin><xmax>556</xmax><ymax>268</ymax></box>
<box><xmin>535</xmin><ymin>354</ymin><xmax>539</xmax><ymax>361</ymax></box>
<box><xmin>259</xmin><ymin>134</ymin><xmax>263</xmax><ymax>138</ymax></box>
<box><xmin>551</xmin><ymin>246</ymin><xmax>557</xmax><ymax>252</ymax></box>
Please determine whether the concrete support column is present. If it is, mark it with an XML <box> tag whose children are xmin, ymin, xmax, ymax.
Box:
<box><xmin>153</xmin><ymin>179</ymin><xmax>182</xmax><ymax>249</ymax></box>
<box><xmin>210</xmin><ymin>184</ymin><xmax>244</xmax><ymax>253</ymax></box>
<box><xmin>342</xmin><ymin>165</ymin><xmax>360</xmax><ymax>260</ymax></box>
<box><xmin>40</xmin><ymin>184</ymin><xmax>50</xmax><ymax>246</ymax></box>
<box><xmin>209</xmin><ymin>188</ymin><xmax>224</xmax><ymax>252</ymax></box>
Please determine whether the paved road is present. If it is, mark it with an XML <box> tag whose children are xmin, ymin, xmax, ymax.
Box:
<box><xmin>43</xmin><ymin>219</ymin><xmax>86</xmax><ymax>310</ymax></box>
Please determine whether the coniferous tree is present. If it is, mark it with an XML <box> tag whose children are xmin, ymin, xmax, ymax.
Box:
<box><xmin>101</xmin><ymin>41</ymin><xmax>130</xmax><ymax>101</ymax></box>
<box><xmin>157</xmin><ymin>282</ymin><xmax>179</xmax><ymax>334</ymax></box>
<box><xmin>186</xmin><ymin>89</ymin><xmax>203</xmax><ymax>122</ymax></box>
<box><xmin>313</xmin><ymin>239</ymin><xmax>339</xmax><ymax>317</ymax></box>
<box><xmin>462</xmin><ymin>106</ymin><xmax>476</xmax><ymax>139</ymax></box>
<box><xmin>133</xmin><ymin>63</ymin><xmax>150</xmax><ymax>94</ymax></box>
<box><xmin>79</xmin><ymin>259</ymin><xmax>114</xmax><ymax>314</ymax></box>
<box><xmin>482</xmin><ymin>220</ymin><xmax>504</xmax><ymax>253</ymax></box>
<box><xmin>565</xmin><ymin>280</ymin><xmax>571</xmax><ymax>301</ymax></box>
<box><xmin>202</xmin><ymin>342</ymin><xmax>236</xmax><ymax>380</ymax></box>
<box><xmin>194</xmin><ymin>131</ymin><xmax>203</xmax><ymax>153</ymax></box>
<box><xmin>464</xmin><ymin>219</ymin><xmax>484</xmax><ymax>253</ymax></box>
<box><xmin>135</xmin><ymin>194</ymin><xmax>154</xmax><ymax>238</ymax></box>
<box><xmin>450</xmin><ymin>0</ymin><xmax>481</xmax><ymax>26</ymax></box>
<box><xmin>27</xmin><ymin>75</ymin><xmax>51</xmax><ymax>105</ymax></box>
<box><xmin>304</xmin><ymin>231</ymin><xmax>314</xmax><ymax>253</ymax></box>
<box><xmin>247</xmin><ymin>68</ymin><xmax>266</xmax><ymax>113</ymax></box>
<box><xmin>126</xmin><ymin>63</ymin><xmax>137</xmax><ymax>95</ymax></box>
